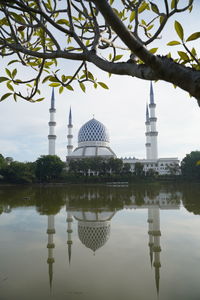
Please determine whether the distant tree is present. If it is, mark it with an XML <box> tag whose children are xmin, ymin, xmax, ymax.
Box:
<box><xmin>0</xmin><ymin>154</ymin><xmax>6</xmax><ymax>169</ymax></box>
<box><xmin>35</xmin><ymin>155</ymin><xmax>65</xmax><ymax>182</ymax></box>
<box><xmin>181</xmin><ymin>151</ymin><xmax>200</xmax><ymax>180</ymax></box>
<box><xmin>134</xmin><ymin>162</ymin><xmax>144</xmax><ymax>177</ymax></box>
<box><xmin>122</xmin><ymin>163</ymin><xmax>131</xmax><ymax>174</ymax></box>
<box><xmin>1</xmin><ymin>161</ymin><xmax>35</xmax><ymax>183</ymax></box>
<box><xmin>146</xmin><ymin>168</ymin><xmax>158</xmax><ymax>178</ymax></box>
<box><xmin>0</xmin><ymin>1</ymin><xmax>200</xmax><ymax>105</ymax></box>
<box><xmin>68</xmin><ymin>157</ymin><xmax>123</xmax><ymax>175</ymax></box>
<box><xmin>108</xmin><ymin>158</ymin><xmax>123</xmax><ymax>174</ymax></box>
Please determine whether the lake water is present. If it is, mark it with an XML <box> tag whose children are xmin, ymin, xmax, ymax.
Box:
<box><xmin>0</xmin><ymin>183</ymin><xmax>200</xmax><ymax>300</ymax></box>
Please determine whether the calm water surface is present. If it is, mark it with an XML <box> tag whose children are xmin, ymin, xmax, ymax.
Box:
<box><xmin>0</xmin><ymin>183</ymin><xmax>200</xmax><ymax>300</ymax></box>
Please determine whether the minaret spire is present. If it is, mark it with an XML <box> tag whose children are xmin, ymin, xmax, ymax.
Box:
<box><xmin>51</xmin><ymin>87</ymin><xmax>55</xmax><ymax>109</ymax></box>
<box><xmin>145</xmin><ymin>104</ymin><xmax>151</xmax><ymax>159</ymax></box>
<box><xmin>149</xmin><ymin>82</ymin><xmax>158</xmax><ymax>160</ymax></box>
<box><xmin>67</xmin><ymin>107</ymin><xmax>73</xmax><ymax>159</ymax></box>
<box><xmin>150</xmin><ymin>81</ymin><xmax>154</xmax><ymax>104</ymax></box>
<box><xmin>69</xmin><ymin>106</ymin><xmax>72</xmax><ymax>126</ymax></box>
<box><xmin>48</xmin><ymin>88</ymin><xmax>56</xmax><ymax>155</ymax></box>
<box><xmin>146</xmin><ymin>104</ymin><xmax>150</xmax><ymax>122</ymax></box>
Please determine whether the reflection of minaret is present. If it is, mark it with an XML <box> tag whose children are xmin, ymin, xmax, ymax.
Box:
<box><xmin>66</xmin><ymin>211</ymin><xmax>73</xmax><ymax>263</ymax></box>
<box><xmin>148</xmin><ymin>207</ymin><xmax>161</xmax><ymax>294</ymax></box>
<box><xmin>48</xmin><ymin>88</ymin><xmax>56</xmax><ymax>155</ymax></box>
<box><xmin>147</xmin><ymin>208</ymin><xmax>154</xmax><ymax>266</ymax></box>
<box><xmin>47</xmin><ymin>215</ymin><xmax>55</xmax><ymax>290</ymax></box>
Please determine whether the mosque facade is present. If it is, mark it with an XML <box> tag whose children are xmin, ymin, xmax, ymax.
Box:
<box><xmin>48</xmin><ymin>83</ymin><xmax>179</xmax><ymax>175</ymax></box>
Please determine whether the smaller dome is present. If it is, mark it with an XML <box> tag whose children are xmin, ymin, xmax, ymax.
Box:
<box><xmin>78</xmin><ymin>118</ymin><xmax>109</xmax><ymax>143</ymax></box>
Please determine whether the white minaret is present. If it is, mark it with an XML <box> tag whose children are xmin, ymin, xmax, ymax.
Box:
<box><xmin>48</xmin><ymin>88</ymin><xmax>56</xmax><ymax>155</ymax></box>
<box><xmin>67</xmin><ymin>107</ymin><xmax>73</xmax><ymax>157</ymax></box>
<box><xmin>47</xmin><ymin>215</ymin><xmax>55</xmax><ymax>289</ymax></box>
<box><xmin>149</xmin><ymin>83</ymin><xmax>158</xmax><ymax>160</ymax></box>
<box><xmin>66</xmin><ymin>211</ymin><xmax>73</xmax><ymax>264</ymax></box>
<box><xmin>145</xmin><ymin>104</ymin><xmax>151</xmax><ymax>159</ymax></box>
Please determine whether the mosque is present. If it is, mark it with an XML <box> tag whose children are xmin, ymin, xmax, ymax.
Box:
<box><xmin>48</xmin><ymin>83</ymin><xmax>179</xmax><ymax>175</ymax></box>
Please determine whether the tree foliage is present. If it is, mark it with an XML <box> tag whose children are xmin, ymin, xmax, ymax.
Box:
<box><xmin>1</xmin><ymin>161</ymin><xmax>36</xmax><ymax>183</ymax></box>
<box><xmin>0</xmin><ymin>0</ymin><xmax>200</xmax><ymax>104</ymax></box>
<box><xmin>181</xmin><ymin>151</ymin><xmax>200</xmax><ymax>180</ymax></box>
<box><xmin>35</xmin><ymin>155</ymin><xmax>65</xmax><ymax>181</ymax></box>
<box><xmin>68</xmin><ymin>157</ymin><xmax>124</xmax><ymax>175</ymax></box>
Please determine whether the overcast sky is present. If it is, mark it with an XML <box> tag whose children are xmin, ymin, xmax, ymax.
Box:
<box><xmin>0</xmin><ymin>2</ymin><xmax>199</xmax><ymax>163</ymax></box>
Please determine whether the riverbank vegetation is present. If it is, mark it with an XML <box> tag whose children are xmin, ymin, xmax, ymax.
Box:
<box><xmin>0</xmin><ymin>151</ymin><xmax>200</xmax><ymax>184</ymax></box>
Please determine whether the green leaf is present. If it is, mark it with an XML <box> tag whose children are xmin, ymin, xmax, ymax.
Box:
<box><xmin>178</xmin><ymin>51</ymin><xmax>189</xmax><ymax>61</ymax></box>
<box><xmin>167</xmin><ymin>40</ymin><xmax>181</xmax><ymax>46</ymax></box>
<box><xmin>98</xmin><ymin>82</ymin><xmax>109</xmax><ymax>89</ymax></box>
<box><xmin>186</xmin><ymin>32</ymin><xmax>200</xmax><ymax>42</ymax></box>
<box><xmin>49</xmin><ymin>82</ymin><xmax>61</xmax><ymax>87</ymax></box>
<box><xmin>138</xmin><ymin>2</ymin><xmax>149</xmax><ymax>14</ymax></box>
<box><xmin>49</xmin><ymin>76</ymin><xmax>59</xmax><ymax>82</ymax></box>
<box><xmin>8</xmin><ymin>60</ymin><xmax>19</xmax><ymax>66</ymax></box>
<box><xmin>171</xmin><ymin>0</ymin><xmax>179</xmax><ymax>9</ymax></box>
<box><xmin>87</xmin><ymin>71</ymin><xmax>95</xmax><ymax>81</ymax></box>
<box><xmin>94</xmin><ymin>82</ymin><xmax>97</xmax><ymax>89</ymax></box>
<box><xmin>12</xmin><ymin>68</ymin><xmax>17</xmax><ymax>78</ymax></box>
<box><xmin>13</xmin><ymin>93</ymin><xmax>17</xmax><ymax>102</ymax></box>
<box><xmin>0</xmin><ymin>77</ymin><xmax>9</xmax><ymax>83</ymax></box>
<box><xmin>191</xmin><ymin>47</ymin><xmax>197</xmax><ymax>57</ymax></box>
<box><xmin>10</xmin><ymin>12</ymin><xmax>25</xmax><ymax>24</ymax></box>
<box><xmin>150</xmin><ymin>2</ymin><xmax>159</xmax><ymax>14</ymax></box>
<box><xmin>174</xmin><ymin>21</ymin><xmax>184</xmax><ymax>41</ymax></box>
<box><xmin>5</xmin><ymin>68</ymin><xmax>12</xmax><ymax>78</ymax></box>
<box><xmin>129</xmin><ymin>11</ymin><xmax>135</xmax><ymax>23</ymax></box>
<box><xmin>42</xmin><ymin>75</ymin><xmax>51</xmax><ymax>83</ymax></box>
<box><xmin>7</xmin><ymin>82</ymin><xmax>14</xmax><ymax>91</ymax></box>
<box><xmin>66</xmin><ymin>85</ymin><xmax>74</xmax><ymax>91</ymax></box>
<box><xmin>113</xmin><ymin>55</ymin><xmax>123</xmax><ymax>61</ymax></box>
<box><xmin>149</xmin><ymin>48</ymin><xmax>158</xmax><ymax>54</ymax></box>
<box><xmin>59</xmin><ymin>86</ymin><xmax>64</xmax><ymax>94</ymax></box>
<box><xmin>56</xmin><ymin>19</ymin><xmax>69</xmax><ymax>26</ymax></box>
<box><xmin>35</xmin><ymin>97</ymin><xmax>45</xmax><ymax>102</ymax></box>
<box><xmin>0</xmin><ymin>93</ymin><xmax>12</xmax><ymax>101</ymax></box>
<box><xmin>79</xmin><ymin>82</ymin><xmax>86</xmax><ymax>92</ymax></box>
<box><xmin>159</xmin><ymin>15</ymin><xmax>164</xmax><ymax>24</ymax></box>
<box><xmin>147</xmin><ymin>24</ymin><xmax>154</xmax><ymax>31</ymax></box>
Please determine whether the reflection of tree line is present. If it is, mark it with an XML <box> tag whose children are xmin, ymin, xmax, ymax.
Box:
<box><xmin>0</xmin><ymin>183</ymin><xmax>200</xmax><ymax>215</ymax></box>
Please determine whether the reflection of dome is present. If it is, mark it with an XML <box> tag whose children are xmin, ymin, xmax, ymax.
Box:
<box><xmin>78</xmin><ymin>118</ymin><xmax>109</xmax><ymax>143</ymax></box>
<box><xmin>78</xmin><ymin>221</ymin><xmax>110</xmax><ymax>252</ymax></box>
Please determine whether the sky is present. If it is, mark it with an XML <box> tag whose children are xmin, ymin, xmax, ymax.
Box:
<box><xmin>0</xmin><ymin>1</ymin><xmax>199</xmax><ymax>163</ymax></box>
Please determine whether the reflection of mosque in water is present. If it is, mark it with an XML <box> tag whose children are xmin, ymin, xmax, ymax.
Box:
<box><xmin>46</xmin><ymin>190</ymin><xmax>181</xmax><ymax>294</ymax></box>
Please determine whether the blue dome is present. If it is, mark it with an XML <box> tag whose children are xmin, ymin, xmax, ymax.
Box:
<box><xmin>78</xmin><ymin>118</ymin><xmax>109</xmax><ymax>143</ymax></box>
